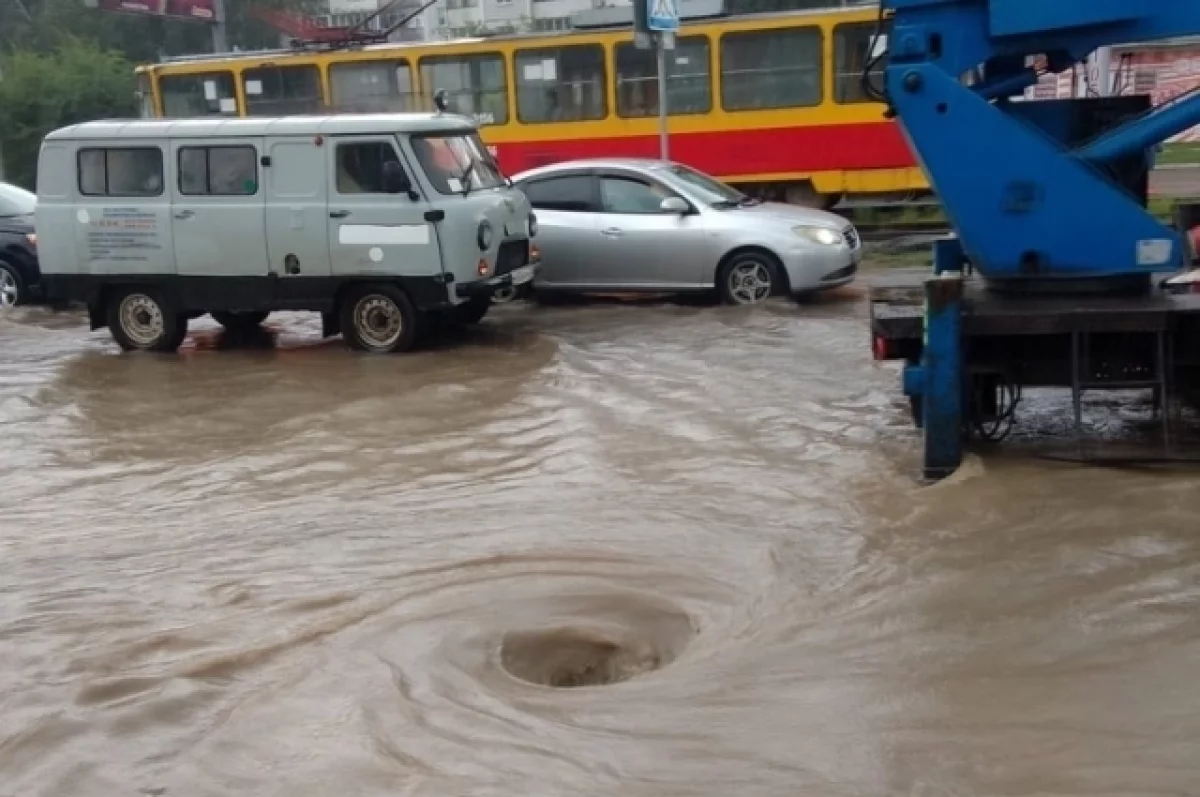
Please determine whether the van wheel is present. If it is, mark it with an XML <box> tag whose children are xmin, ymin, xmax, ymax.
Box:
<box><xmin>454</xmin><ymin>297</ymin><xmax>490</xmax><ymax>325</ymax></box>
<box><xmin>107</xmin><ymin>287</ymin><xmax>188</xmax><ymax>353</ymax></box>
<box><xmin>212</xmin><ymin>311</ymin><xmax>269</xmax><ymax>330</ymax></box>
<box><xmin>340</xmin><ymin>283</ymin><xmax>419</xmax><ymax>353</ymax></box>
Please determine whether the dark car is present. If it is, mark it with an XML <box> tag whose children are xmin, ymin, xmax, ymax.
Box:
<box><xmin>0</xmin><ymin>181</ymin><xmax>40</xmax><ymax>308</ymax></box>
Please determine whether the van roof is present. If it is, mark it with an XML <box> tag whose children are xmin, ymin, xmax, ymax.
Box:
<box><xmin>42</xmin><ymin>112</ymin><xmax>478</xmax><ymax>141</ymax></box>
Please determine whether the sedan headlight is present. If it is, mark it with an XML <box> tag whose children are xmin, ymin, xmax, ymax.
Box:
<box><xmin>793</xmin><ymin>225</ymin><xmax>842</xmax><ymax>246</ymax></box>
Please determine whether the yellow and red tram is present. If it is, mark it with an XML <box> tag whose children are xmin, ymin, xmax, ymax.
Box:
<box><xmin>133</xmin><ymin>4</ymin><xmax>928</xmax><ymax>207</ymax></box>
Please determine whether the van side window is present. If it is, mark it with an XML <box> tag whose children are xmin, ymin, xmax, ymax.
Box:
<box><xmin>179</xmin><ymin>146</ymin><xmax>258</xmax><ymax>196</ymax></box>
<box><xmin>78</xmin><ymin>147</ymin><xmax>164</xmax><ymax>197</ymax></box>
<box><xmin>336</xmin><ymin>141</ymin><xmax>405</xmax><ymax>195</ymax></box>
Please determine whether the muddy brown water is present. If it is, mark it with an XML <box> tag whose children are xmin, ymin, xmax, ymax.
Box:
<box><xmin>3</xmin><ymin>289</ymin><xmax>1200</xmax><ymax>797</ymax></box>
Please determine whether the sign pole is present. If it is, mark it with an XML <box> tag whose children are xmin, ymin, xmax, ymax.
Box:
<box><xmin>656</xmin><ymin>34</ymin><xmax>669</xmax><ymax>161</ymax></box>
<box><xmin>646</xmin><ymin>0</ymin><xmax>678</xmax><ymax>162</ymax></box>
<box><xmin>0</xmin><ymin>66</ymin><xmax>6</xmax><ymax>182</ymax></box>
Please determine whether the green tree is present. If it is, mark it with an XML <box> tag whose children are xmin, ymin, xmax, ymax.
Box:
<box><xmin>0</xmin><ymin>37</ymin><xmax>137</xmax><ymax>187</ymax></box>
<box><xmin>0</xmin><ymin>0</ymin><xmax>326</xmax><ymax>185</ymax></box>
<box><xmin>0</xmin><ymin>0</ymin><xmax>326</xmax><ymax>61</ymax></box>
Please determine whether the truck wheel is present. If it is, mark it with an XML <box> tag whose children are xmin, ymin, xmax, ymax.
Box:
<box><xmin>212</xmin><ymin>311</ymin><xmax>269</xmax><ymax>330</ymax></box>
<box><xmin>454</xmin><ymin>297</ymin><xmax>490</xmax><ymax>325</ymax></box>
<box><xmin>107</xmin><ymin>287</ymin><xmax>188</xmax><ymax>353</ymax></box>
<box><xmin>340</xmin><ymin>283</ymin><xmax>419</xmax><ymax>353</ymax></box>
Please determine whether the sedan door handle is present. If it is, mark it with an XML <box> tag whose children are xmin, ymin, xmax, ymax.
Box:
<box><xmin>329</xmin><ymin>210</ymin><xmax>350</xmax><ymax>219</ymax></box>
<box><xmin>601</xmin><ymin>227</ymin><xmax>622</xmax><ymax>237</ymax></box>
<box><xmin>174</xmin><ymin>210</ymin><xmax>194</xmax><ymax>220</ymax></box>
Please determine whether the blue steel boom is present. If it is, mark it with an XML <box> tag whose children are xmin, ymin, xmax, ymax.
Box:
<box><xmin>880</xmin><ymin>0</ymin><xmax>1200</xmax><ymax>286</ymax></box>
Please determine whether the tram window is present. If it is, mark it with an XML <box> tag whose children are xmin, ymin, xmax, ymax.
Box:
<box><xmin>720</xmin><ymin>26</ymin><xmax>822</xmax><ymax>111</ymax></box>
<box><xmin>136</xmin><ymin>73</ymin><xmax>155</xmax><ymax>119</ymax></box>
<box><xmin>242</xmin><ymin>65</ymin><xmax>323</xmax><ymax>116</ymax></box>
<box><xmin>615</xmin><ymin>35</ymin><xmax>711</xmax><ymax>118</ymax></box>
<box><xmin>834</xmin><ymin>21</ymin><xmax>890</xmax><ymax>103</ymax></box>
<box><xmin>514</xmin><ymin>44</ymin><xmax>606</xmax><ymax>123</ymax></box>
<box><xmin>330</xmin><ymin>60</ymin><xmax>422</xmax><ymax>113</ymax></box>
<box><xmin>159</xmin><ymin>71</ymin><xmax>237</xmax><ymax>118</ymax></box>
<box><xmin>419</xmin><ymin>53</ymin><xmax>509</xmax><ymax>126</ymax></box>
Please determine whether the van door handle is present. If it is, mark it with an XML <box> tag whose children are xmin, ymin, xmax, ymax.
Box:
<box><xmin>174</xmin><ymin>210</ymin><xmax>194</xmax><ymax>220</ymax></box>
<box><xmin>601</xmin><ymin>227</ymin><xmax>622</xmax><ymax>237</ymax></box>
<box><xmin>329</xmin><ymin>210</ymin><xmax>350</xmax><ymax>219</ymax></box>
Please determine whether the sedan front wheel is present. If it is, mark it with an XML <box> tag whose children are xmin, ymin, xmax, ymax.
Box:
<box><xmin>718</xmin><ymin>252</ymin><xmax>779</xmax><ymax>306</ymax></box>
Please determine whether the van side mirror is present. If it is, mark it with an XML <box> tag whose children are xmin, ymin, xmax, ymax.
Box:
<box><xmin>382</xmin><ymin>162</ymin><xmax>412</xmax><ymax>195</ymax></box>
<box><xmin>660</xmin><ymin>196</ymin><xmax>689</xmax><ymax>214</ymax></box>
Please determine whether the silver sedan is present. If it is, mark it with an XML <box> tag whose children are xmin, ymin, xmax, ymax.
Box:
<box><xmin>510</xmin><ymin>158</ymin><xmax>862</xmax><ymax>304</ymax></box>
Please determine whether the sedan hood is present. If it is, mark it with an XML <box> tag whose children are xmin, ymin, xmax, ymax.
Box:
<box><xmin>723</xmin><ymin>201</ymin><xmax>849</xmax><ymax>230</ymax></box>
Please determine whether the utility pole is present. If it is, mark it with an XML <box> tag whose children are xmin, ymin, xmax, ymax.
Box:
<box><xmin>211</xmin><ymin>0</ymin><xmax>229</xmax><ymax>53</ymax></box>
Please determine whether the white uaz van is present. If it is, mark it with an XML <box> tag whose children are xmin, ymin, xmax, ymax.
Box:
<box><xmin>34</xmin><ymin>112</ymin><xmax>540</xmax><ymax>353</ymax></box>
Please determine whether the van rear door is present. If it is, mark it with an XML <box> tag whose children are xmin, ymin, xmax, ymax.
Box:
<box><xmin>170</xmin><ymin>138</ymin><xmax>269</xmax><ymax>308</ymax></box>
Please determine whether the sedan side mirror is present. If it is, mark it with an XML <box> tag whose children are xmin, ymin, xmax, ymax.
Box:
<box><xmin>660</xmin><ymin>196</ymin><xmax>689</xmax><ymax>214</ymax></box>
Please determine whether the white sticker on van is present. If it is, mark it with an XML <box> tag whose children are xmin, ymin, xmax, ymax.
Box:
<box><xmin>338</xmin><ymin>224</ymin><xmax>430</xmax><ymax>246</ymax></box>
<box><xmin>204</xmin><ymin>80</ymin><xmax>218</xmax><ymax>101</ymax></box>
<box><xmin>246</xmin><ymin>80</ymin><xmax>264</xmax><ymax>95</ymax></box>
<box><xmin>219</xmin><ymin>98</ymin><xmax>236</xmax><ymax>113</ymax></box>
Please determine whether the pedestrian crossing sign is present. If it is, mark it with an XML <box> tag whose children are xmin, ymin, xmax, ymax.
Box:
<box><xmin>647</xmin><ymin>0</ymin><xmax>679</xmax><ymax>32</ymax></box>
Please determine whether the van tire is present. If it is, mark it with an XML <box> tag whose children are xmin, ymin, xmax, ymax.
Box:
<box><xmin>107</xmin><ymin>287</ymin><xmax>188</xmax><ymax>353</ymax></box>
<box><xmin>212</xmin><ymin>311</ymin><xmax>269</xmax><ymax>330</ymax></box>
<box><xmin>340</xmin><ymin>283</ymin><xmax>419</xmax><ymax>354</ymax></box>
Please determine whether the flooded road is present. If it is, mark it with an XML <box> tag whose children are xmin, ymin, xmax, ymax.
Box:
<box><xmin>2</xmin><ymin>292</ymin><xmax>1200</xmax><ymax>797</ymax></box>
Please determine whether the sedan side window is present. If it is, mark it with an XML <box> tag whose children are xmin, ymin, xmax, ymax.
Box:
<box><xmin>600</xmin><ymin>176</ymin><xmax>674</xmax><ymax>214</ymax></box>
<box><xmin>521</xmin><ymin>175</ymin><xmax>595</xmax><ymax>212</ymax></box>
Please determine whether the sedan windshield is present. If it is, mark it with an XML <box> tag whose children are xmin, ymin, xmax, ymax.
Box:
<box><xmin>659</xmin><ymin>163</ymin><xmax>751</xmax><ymax>208</ymax></box>
<box><xmin>0</xmin><ymin>182</ymin><xmax>36</xmax><ymax>217</ymax></box>
<box><xmin>411</xmin><ymin>133</ymin><xmax>506</xmax><ymax>195</ymax></box>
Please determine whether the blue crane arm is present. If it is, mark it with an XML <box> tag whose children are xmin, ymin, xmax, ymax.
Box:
<box><xmin>881</xmin><ymin>0</ymin><xmax>1200</xmax><ymax>283</ymax></box>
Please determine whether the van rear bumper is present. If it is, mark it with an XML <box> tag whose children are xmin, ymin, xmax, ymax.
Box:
<box><xmin>455</xmin><ymin>260</ymin><xmax>541</xmax><ymax>300</ymax></box>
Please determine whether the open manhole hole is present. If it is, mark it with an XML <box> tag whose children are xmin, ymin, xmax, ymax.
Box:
<box><xmin>501</xmin><ymin>627</ymin><xmax>673</xmax><ymax>688</ymax></box>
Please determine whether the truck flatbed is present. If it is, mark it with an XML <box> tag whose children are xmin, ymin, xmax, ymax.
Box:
<box><xmin>869</xmin><ymin>272</ymin><xmax>1200</xmax><ymax>344</ymax></box>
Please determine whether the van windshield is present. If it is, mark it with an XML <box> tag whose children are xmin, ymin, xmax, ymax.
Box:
<box><xmin>411</xmin><ymin>132</ymin><xmax>505</xmax><ymax>195</ymax></box>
